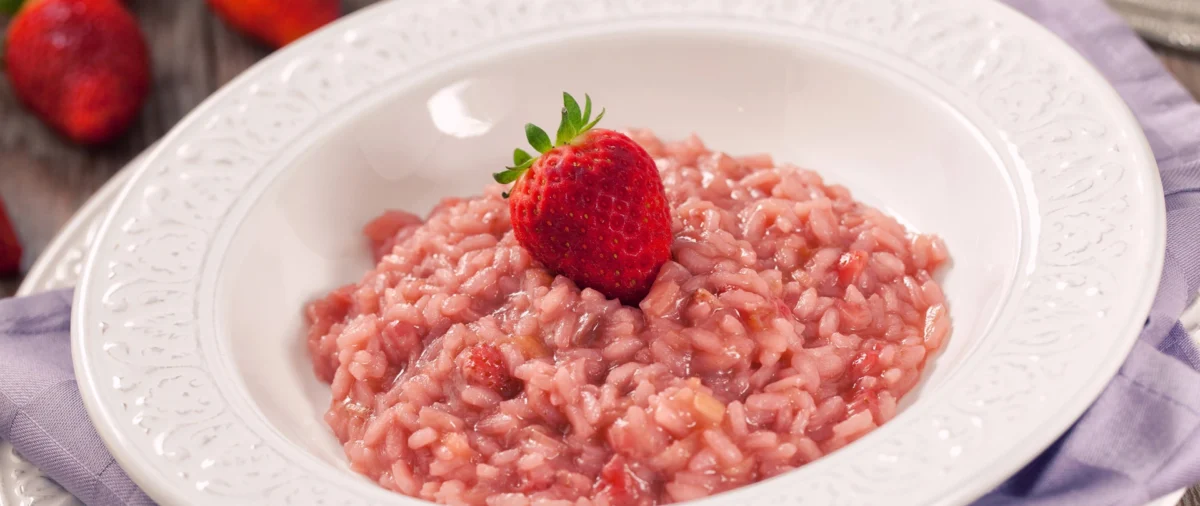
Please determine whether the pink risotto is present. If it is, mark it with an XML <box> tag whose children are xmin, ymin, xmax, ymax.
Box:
<box><xmin>306</xmin><ymin>130</ymin><xmax>951</xmax><ymax>506</ymax></box>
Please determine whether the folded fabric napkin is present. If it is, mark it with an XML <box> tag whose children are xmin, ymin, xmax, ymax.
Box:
<box><xmin>3</xmin><ymin>1</ymin><xmax>1200</xmax><ymax>505</ymax></box>
<box><xmin>978</xmin><ymin>1</ymin><xmax>1200</xmax><ymax>505</ymax></box>
<box><xmin>0</xmin><ymin>289</ymin><xmax>152</xmax><ymax>505</ymax></box>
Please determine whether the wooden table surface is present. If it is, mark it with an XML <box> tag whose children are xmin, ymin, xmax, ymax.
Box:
<box><xmin>0</xmin><ymin>0</ymin><xmax>377</xmax><ymax>297</ymax></box>
<box><xmin>1</xmin><ymin>1</ymin><xmax>1200</xmax><ymax>504</ymax></box>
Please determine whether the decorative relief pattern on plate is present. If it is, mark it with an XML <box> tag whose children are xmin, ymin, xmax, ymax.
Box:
<box><xmin>73</xmin><ymin>0</ymin><xmax>1162</xmax><ymax>505</ymax></box>
<box><xmin>0</xmin><ymin>444</ymin><xmax>77</xmax><ymax>506</ymax></box>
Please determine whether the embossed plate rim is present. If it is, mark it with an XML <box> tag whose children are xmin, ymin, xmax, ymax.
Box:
<box><xmin>71</xmin><ymin>0</ymin><xmax>1166</xmax><ymax>505</ymax></box>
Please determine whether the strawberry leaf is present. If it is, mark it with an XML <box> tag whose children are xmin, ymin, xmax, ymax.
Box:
<box><xmin>526</xmin><ymin>123</ymin><xmax>552</xmax><ymax>153</ymax></box>
<box><xmin>581</xmin><ymin>108</ymin><xmax>606</xmax><ymax>133</ymax></box>
<box><xmin>494</xmin><ymin>157</ymin><xmax>534</xmax><ymax>184</ymax></box>
<box><xmin>513</xmin><ymin>148</ymin><xmax>532</xmax><ymax>166</ymax></box>
<box><xmin>493</xmin><ymin>163</ymin><xmax>529</xmax><ymax>184</ymax></box>
<box><xmin>582</xmin><ymin>94</ymin><xmax>593</xmax><ymax>125</ymax></box>
<box><xmin>564</xmin><ymin>93</ymin><xmax>582</xmax><ymax>129</ymax></box>
<box><xmin>556</xmin><ymin>92</ymin><xmax>586</xmax><ymax>146</ymax></box>
<box><xmin>493</xmin><ymin>170</ymin><xmax>519</xmax><ymax>184</ymax></box>
<box><xmin>498</xmin><ymin>93</ymin><xmax>606</xmax><ymax>199</ymax></box>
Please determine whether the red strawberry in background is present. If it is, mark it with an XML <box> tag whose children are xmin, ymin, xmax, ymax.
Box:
<box><xmin>0</xmin><ymin>196</ymin><xmax>21</xmax><ymax>276</ymax></box>
<box><xmin>494</xmin><ymin>93</ymin><xmax>673</xmax><ymax>305</ymax></box>
<box><xmin>3</xmin><ymin>0</ymin><xmax>150</xmax><ymax>146</ymax></box>
<box><xmin>206</xmin><ymin>0</ymin><xmax>340</xmax><ymax>49</ymax></box>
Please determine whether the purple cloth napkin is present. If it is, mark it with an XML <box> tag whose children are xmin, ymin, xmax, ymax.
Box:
<box><xmin>977</xmin><ymin>0</ymin><xmax>1200</xmax><ymax>505</ymax></box>
<box><xmin>0</xmin><ymin>289</ymin><xmax>152</xmax><ymax>505</ymax></box>
<box><xmin>3</xmin><ymin>1</ymin><xmax>1200</xmax><ymax>505</ymax></box>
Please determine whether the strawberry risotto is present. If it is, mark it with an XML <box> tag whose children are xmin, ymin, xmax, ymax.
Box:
<box><xmin>306</xmin><ymin>130</ymin><xmax>951</xmax><ymax>506</ymax></box>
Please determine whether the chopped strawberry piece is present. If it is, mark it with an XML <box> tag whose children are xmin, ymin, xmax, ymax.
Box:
<box><xmin>849</xmin><ymin>341</ymin><xmax>884</xmax><ymax>378</ymax></box>
<box><xmin>597</xmin><ymin>455</ymin><xmax>652</xmax><ymax>506</ymax></box>
<box><xmin>836</xmin><ymin>250</ymin><xmax>869</xmax><ymax>287</ymax></box>
<box><xmin>806</xmin><ymin>422</ymin><xmax>834</xmax><ymax>443</ymax></box>
<box><xmin>380</xmin><ymin>320</ymin><xmax>421</xmax><ymax>366</ymax></box>
<box><xmin>0</xmin><ymin>197</ymin><xmax>21</xmax><ymax>275</ymax></box>
<box><xmin>461</xmin><ymin>343</ymin><xmax>521</xmax><ymax>399</ymax></box>
<box><xmin>775</xmin><ymin>297</ymin><xmax>792</xmax><ymax>316</ymax></box>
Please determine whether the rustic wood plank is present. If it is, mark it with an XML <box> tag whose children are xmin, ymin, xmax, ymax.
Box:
<box><xmin>1183</xmin><ymin>487</ymin><xmax>1200</xmax><ymax>506</ymax></box>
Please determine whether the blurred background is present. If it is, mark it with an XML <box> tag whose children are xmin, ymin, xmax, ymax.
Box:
<box><xmin>1112</xmin><ymin>0</ymin><xmax>1200</xmax><ymax>50</ymax></box>
<box><xmin>0</xmin><ymin>0</ymin><xmax>374</xmax><ymax>297</ymax></box>
<box><xmin>0</xmin><ymin>0</ymin><xmax>1197</xmax><ymax>300</ymax></box>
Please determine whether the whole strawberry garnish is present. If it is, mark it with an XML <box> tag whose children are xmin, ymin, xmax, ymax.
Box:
<box><xmin>494</xmin><ymin>93</ymin><xmax>672</xmax><ymax>305</ymax></box>
<box><xmin>3</xmin><ymin>0</ymin><xmax>150</xmax><ymax>145</ymax></box>
<box><xmin>0</xmin><ymin>196</ymin><xmax>21</xmax><ymax>275</ymax></box>
<box><xmin>207</xmin><ymin>0</ymin><xmax>340</xmax><ymax>49</ymax></box>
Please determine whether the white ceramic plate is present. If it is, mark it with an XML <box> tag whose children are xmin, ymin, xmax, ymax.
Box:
<box><xmin>71</xmin><ymin>0</ymin><xmax>1166</xmax><ymax>505</ymax></box>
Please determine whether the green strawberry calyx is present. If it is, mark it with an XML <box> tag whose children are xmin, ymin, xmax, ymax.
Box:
<box><xmin>493</xmin><ymin>92</ymin><xmax>605</xmax><ymax>197</ymax></box>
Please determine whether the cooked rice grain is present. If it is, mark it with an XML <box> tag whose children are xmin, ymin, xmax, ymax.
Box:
<box><xmin>307</xmin><ymin>130</ymin><xmax>951</xmax><ymax>505</ymax></box>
